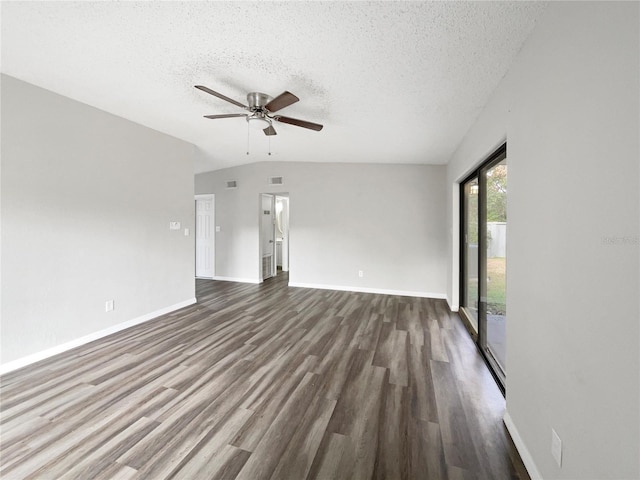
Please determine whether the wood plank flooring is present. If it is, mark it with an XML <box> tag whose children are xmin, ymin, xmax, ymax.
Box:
<box><xmin>0</xmin><ymin>273</ymin><xmax>529</xmax><ymax>479</ymax></box>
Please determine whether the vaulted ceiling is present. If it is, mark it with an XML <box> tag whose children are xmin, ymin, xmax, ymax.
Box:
<box><xmin>1</xmin><ymin>1</ymin><xmax>547</xmax><ymax>173</ymax></box>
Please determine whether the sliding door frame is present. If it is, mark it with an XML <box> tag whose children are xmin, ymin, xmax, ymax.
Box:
<box><xmin>459</xmin><ymin>143</ymin><xmax>507</xmax><ymax>393</ymax></box>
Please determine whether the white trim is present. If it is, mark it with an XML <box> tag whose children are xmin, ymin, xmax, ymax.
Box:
<box><xmin>0</xmin><ymin>298</ymin><xmax>196</xmax><ymax>375</ymax></box>
<box><xmin>288</xmin><ymin>282</ymin><xmax>446</xmax><ymax>299</ymax></box>
<box><xmin>259</xmin><ymin>193</ymin><xmax>276</xmax><ymax>281</ymax></box>
<box><xmin>504</xmin><ymin>410</ymin><xmax>543</xmax><ymax>480</ymax></box>
<box><xmin>195</xmin><ymin>194</ymin><xmax>215</xmax><ymax>278</ymax></box>
<box><xmin>212</xmin><ymin>276</ymin><xmax>261</xmax><ymax>284</ymax></box>
<box><xmin>446</xmin><ymin>296</ymin><xmax>459</xmax><ymax>312</ymax></box>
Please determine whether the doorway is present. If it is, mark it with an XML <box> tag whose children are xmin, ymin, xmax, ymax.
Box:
<box><xmin>275</xmin><ymin>195</ymin><xmax>289</xmax><ymax>272</ymax></box>
<box><xmin>259</xmin><ymin>193</ymin><xmax>290</xmax><ymax>281</ymax></box>
<box><xmin>260</xmin><ymin>194</ymin><xmax>276</xmax><ymax>280</ymax></box>
<box><xmin>460</xmin><ymin>144</ymin><xmax>507</xmax><ymax>390</ymax></box>
<box><xmin>195</xmin><ymin>194</ymin><xmax>215</xmax><ymax>278</ymax></box>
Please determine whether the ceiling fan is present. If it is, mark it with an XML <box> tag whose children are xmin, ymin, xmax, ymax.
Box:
<box><xmin>195</xmin><ymin>85</ymin><xmax>323</xmax><ymax>136</ymax></box>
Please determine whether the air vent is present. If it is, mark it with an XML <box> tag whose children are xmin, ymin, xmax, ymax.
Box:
<box><xmin>226</xmin><ymin>180</ymin><xmax>238</xmax><ymax>189</ymax></box>
<box><xmin>262</xmin><ymin>255</ymin><xmax>273</xmax><ymax>279</ymax></box>
<box><xmin>268</xmin><ymin>176</ymin><xmax>283</xmax><ymax>186</ymax></box>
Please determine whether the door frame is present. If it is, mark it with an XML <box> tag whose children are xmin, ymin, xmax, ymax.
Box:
<box><xmin>259</xmin><ymin>193</ymin><xmax>276</xmax><ymax>281</ymax></box>
<box><xmin>275</xmin><ymin>195</ymin><xmax>290</xmax><ymax>272</ymax></box>
<box><xmin>459</xmin><ymin>143</ymin><xmax>507</xmax><ymax>393</ymax></box>
<box><xmin>195</xmin><ymin>194</ymin><xmax>215</xmax><ymax>279</ymax></box>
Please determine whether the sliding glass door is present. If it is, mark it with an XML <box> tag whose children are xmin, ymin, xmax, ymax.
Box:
<box><xmin>461</xmin><ymin>145</ymin><xmax>507</xmax><ymax>389</ymax></box>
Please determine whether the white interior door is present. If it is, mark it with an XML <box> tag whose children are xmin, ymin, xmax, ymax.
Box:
<box><xmin>260</xmin><ymin>194</ymin><xmax>275</xmax><ymax>280</ymax></box>
<box><xmin>195</xmin><ymin>195</ymin><xmax>215</xmax><ymax>278</ymax></box>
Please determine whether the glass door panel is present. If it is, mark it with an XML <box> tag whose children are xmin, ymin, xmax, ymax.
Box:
<box><xmin>482</xmin><ymin>159</ymin><xmax>507</xmax><ymax>375</ymax></box>
<box><xmin>462</xmin><ymin>177</ymin><xmax>479</xmax><ymax>331</ymax></box>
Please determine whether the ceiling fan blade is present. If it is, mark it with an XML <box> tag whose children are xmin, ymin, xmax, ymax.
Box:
<box><xmin>195</xmin><ymin>85</ymin><xmax>247</xmax><ymax>109</ymax></box>
<box><xmin>263</xmin><ymin>125</ymin><xmax>277</xmax><ymax>136</ymax></box>
<box><xmin>264</xmin><ymin>91</ymin><xmax>299</xmax><ymax>113</ymax></box>
<box><xmin>274</xmin><ymin>115</ymin><xmax>323</xmax><ymax>131</ymax></box>
<box><xmin>203</xmin><ymin>113</ymin><xmax>248</xmax><ymax>119</ymax></box>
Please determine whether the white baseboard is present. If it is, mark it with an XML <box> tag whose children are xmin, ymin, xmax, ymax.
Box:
<box><xmin>504</xmin><ymin>410</ymin><xmax>543</xmax><ymax>480</ymax></box>
<box><xmin>288</xmin><ymin>282</ymin><xmax>446</xmax><ymax>299</ymax></box>
<box><xmin>0</xmin><ymin>298</ymin><xmax>197</xmax><ymax>375</ymax></box>
<box><xmin>212</xmin><ymin>276</ymin><xmax>260</xmax><ymax>284</ymax></box>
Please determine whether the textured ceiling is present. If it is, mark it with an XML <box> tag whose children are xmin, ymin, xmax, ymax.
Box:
<box><xmin>1</xmin><ymin>1</ymin><xmax>547</xmax><ymax>173</ymax></box>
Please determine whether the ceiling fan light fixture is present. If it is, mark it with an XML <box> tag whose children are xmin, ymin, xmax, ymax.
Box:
<box><xmin>246</xmin><ymin>114</ymin><xmax>272</xmax><ymax>130</ymax></box>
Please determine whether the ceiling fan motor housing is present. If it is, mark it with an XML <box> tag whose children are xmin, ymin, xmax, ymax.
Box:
<box><xmin>246</xmin><ymin>92</ymin><xmax>274</xmax><ymax>128</ymax></box>
<box><xmin>247</xmin><ymin>92</ymin><xmax>272</xmax><ymax>111</ymax></box>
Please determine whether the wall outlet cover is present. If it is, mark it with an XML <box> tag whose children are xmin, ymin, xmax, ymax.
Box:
<box><xmin>105</xmin><ymin>300</ymin><xmax>114</xmax><ymax>312</ymax></box>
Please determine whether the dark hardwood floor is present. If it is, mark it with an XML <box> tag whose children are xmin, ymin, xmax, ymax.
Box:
<box><xmin>0</xmin><ymin>273</ymin><xmax>529</xmax><ymax>479</ymax></box>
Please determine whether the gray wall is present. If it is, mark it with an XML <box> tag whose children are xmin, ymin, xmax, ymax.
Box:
<box><xmin>1</xmin><ymin>75</ymin><xmax>196</xmax><ymax>365</ymax></box>
<box><xmin>195</xmin><ymin>162</ymin><xmax>447</xmax><ymax>297</ymax></box>
<box><xmin>446</xmin><ymin>2</ymin><xmax>639</xmax><ymax>479</ymax></box>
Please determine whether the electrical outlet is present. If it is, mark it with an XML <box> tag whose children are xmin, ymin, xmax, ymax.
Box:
<box><xmin>551</xmin><ymin>428</ymin><xmax>562</xmax><ymax>467</ymax></box>
<box><xmin>105</xmin><ymin>300</ymin><xmax>114</xmax><ymax>312</ymax></box>
<box><xmin>358</xmin><ymin>270</ymin><xmax>364</xmax><ymax>278</ymax></box>
<box><xmin>169</xmin><ymin>221</ymin><xmax>181</xmax><ymax>230</ymax></box>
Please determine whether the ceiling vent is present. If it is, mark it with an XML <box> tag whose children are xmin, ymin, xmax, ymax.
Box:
<box><xmin>226</xmin><ymin>180</ymin><xmax>238</xmax><ymax>189</ymax></box>
<box><xmin>268</xmin><ymin>176</ymin><xmax>284</xmax><ymax>186</ymax></box>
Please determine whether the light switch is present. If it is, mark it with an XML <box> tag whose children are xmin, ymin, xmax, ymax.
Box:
<box><xmin>184</xmin><ymin>228</ymin><xmax>190</xmax><ymax>236</ymax></box>
<box><xmin>215</xmin><ymin>226</ymin><xmax>221</xmax><ymax>232</ymax></box>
